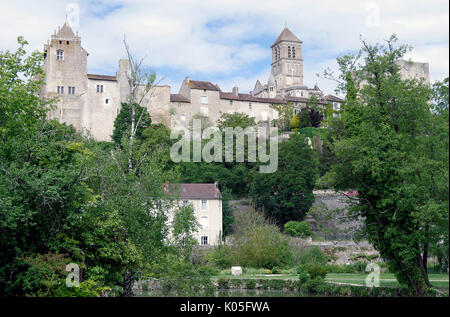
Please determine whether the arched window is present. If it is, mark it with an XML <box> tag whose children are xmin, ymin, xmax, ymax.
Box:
<box><xmin>56</xmin><ymin>49</ymin><xmax>64</xmax><ymax>61</ymax></box>
<box><xmin>200</xmin><ymin>216</ymin><xmax>209</xmax><ymax>229</ymax></box>
<box><xmin>292</xmin><ymin>46</ymin><xmax>296</xmax><ymax>58</ymax></box>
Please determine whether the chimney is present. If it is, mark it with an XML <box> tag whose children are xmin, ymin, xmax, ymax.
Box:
<box><xmin>214</xmin><ymin>181</ymin><xmax>219</xmax><ymax>189</ymax></box>
<box><xmin>232</xmin><ymin>87</ymin><xmax>239</xmax><ymax>97</ymax></box>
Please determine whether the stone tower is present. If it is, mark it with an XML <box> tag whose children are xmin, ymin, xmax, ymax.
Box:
<box><xmin>42</xmin><ymin>22</ymin><xmax>88</xmax><ymax>131</ymax></box>
<box><xmin>269</xmin><ymin>27</ymin><xmax>304</xmax><ymax>97</ymax></box>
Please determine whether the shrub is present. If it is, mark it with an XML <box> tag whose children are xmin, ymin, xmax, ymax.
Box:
<box><xmin>298</xmin><ymin>272</ymin><xmax>308</xmax><ymax>285</ymax></box>
<box><xmin>206</xmin><ymin>245</ymin><xmax>233</xmax><ymax>269</ymax></box>
<box><xmin>299</xmin><ymin>246</ymin><xmax>329</xmax><ymax>266</ymax></box>
<box><xmin>296</xmin><ymin>264</ymin><xmax>308</xmax><ymax>275</ymax></box>
<box><xmin>290</xmin><ymin>114</ymin><xmax>300</xmax><ymax>131</ymax></box>
<box><xmin>230</xmin><ymin>211</ymin><xmax>294</xmax><ymax>268</ymax></box>
<box><xmin>307</xmin><ymin>263</ymin><xmax>328</xmax><ymax>280</ymax></box>
<box><xmin>283</xmin><ymin>221</ymin><xmax>312</xmax><ymax>238</ymax></box>
<box><xmin>271</xmin><ymin>266</ymin><xmax>280</xmax><ymax>274</ymax></box>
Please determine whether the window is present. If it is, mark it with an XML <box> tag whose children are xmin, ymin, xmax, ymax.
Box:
<box><xmin>201</xmin><ymin>200</ymin><xmax>207</xmax><ymax>210</ymax></box>
<box><xmin>249</xmin><ymin>103</ymin><xmax>252</xmax><ymax>110</ymax></box>
<box><xmin>201</xmin><ymin>95</ymin><xmax>208</xmax><ymax>104</ymax></box>
<box><xmin>56</xmin><ymin>49</ymin><xmax>64</xmax><ymax>61</ymax></box>
<box><xmin>66</xmin><ymin>41</ymin><xmax>69</xmax><ymax>45</ymax></box>
<box><xmin>229</xmin><ymin>100</ymin><xmax>233</xmax><ymax>106</ymax></box>
<box><xmin>200</xmin><ymin>216</ymin><xmax>209</xmax><ymax>229</ymax></box>
<box><xmin>288</xmin><ymin>46</ymin><xmax>291</xmax><ymax>58</ymax></box>
<box><xmin>181</xmin><ymin>114</ymin><xmax>186</xmax><ymax>121</ymax></box>
<box><xmin>105</xmin><ymin>99</ymin><xmax>110</xmax><ymax>104</ymax></box>
<box><xmin>200</xmin><ymin>107</ymin><xmax>208</xmax><ymax>117</ymax></box>
<box><xmin>201</xmin><ymin>236</ymin><xmax>208</xmax><ymax>246</ymax></box>
<box><xmin>292</xmin><ymin>46</ymin><xmax>296</xmax><ymax>58</ymax></box>
<box><xmin>68</xmin><ymin>86</ymin><xmax>75</xmax><ymax>94</ymax></box>
<box><xmin>96</xmin><ymin>85</ymin><xmax>104</xmax><ymax>93</ymax></box>
<box><xmin>57</xmin><ymin>86</ymin><xmax>64</xmax><ymax>94</ymax></box>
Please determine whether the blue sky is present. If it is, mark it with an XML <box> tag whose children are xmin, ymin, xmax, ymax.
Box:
<box><xmin>1</xmin><ymin>0</ymin><xmax>448</xmax><ymax>95</ymax></box>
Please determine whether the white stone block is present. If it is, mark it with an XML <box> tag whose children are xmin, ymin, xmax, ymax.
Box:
<box><xmin>231</xmin><ymin>266</ymin><xmax>242</xmax><ymax>276</ymax></box>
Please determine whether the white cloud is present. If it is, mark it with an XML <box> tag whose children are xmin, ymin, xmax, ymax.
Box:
<box><xmin>0</xmin><ymin>0</ymin><xmax>448</xmax><ymax>95</ymax></box>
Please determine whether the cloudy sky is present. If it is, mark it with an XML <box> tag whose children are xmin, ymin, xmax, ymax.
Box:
<box><xmin>1</xmin><ymin>0</ymin><xmax>448</xmax><ymax>95</ymax></box>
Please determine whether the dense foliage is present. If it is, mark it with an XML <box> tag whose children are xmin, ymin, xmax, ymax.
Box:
<box><xmin>326</xmin><ymin>35</ymin><xmax>449</xmax><ymax>296</ymax></box>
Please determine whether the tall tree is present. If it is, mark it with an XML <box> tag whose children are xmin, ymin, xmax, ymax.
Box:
<box><xmin>328</xmin><ymin>35</ymin><xmax>449</xmax><ymax>296</ymax></box>
<box><xmin>250</xmin><ymin>132</ymin><xmax>318</xmax><ymax>225</ymax></box>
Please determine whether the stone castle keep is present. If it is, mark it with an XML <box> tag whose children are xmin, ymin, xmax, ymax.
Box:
<box><xmin>41</xmin><ymin>22</ymin><xmax>429</xmax><ymax>141</ymax></box>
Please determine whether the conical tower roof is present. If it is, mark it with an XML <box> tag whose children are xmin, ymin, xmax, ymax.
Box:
<box><xmin>271</xmin><ymin>27</ymin><xmax>302</xmax><ymax>47</ymax></box>
<box><xmin>56</xmin><ymin>21</ymin><xmax>75</xmax><ymax>38</ymax></box>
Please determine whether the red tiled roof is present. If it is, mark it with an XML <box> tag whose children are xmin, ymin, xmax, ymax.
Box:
<box><xmin>220</xmin><ymin>92</ymin><xmax>286</xmax><ymax>104</ymax></box>
<box><xmin>87</xmin><ymin>74</ymin><xmax>117</xmax><ymax>81</ymax></box>
<box><xmin>188</xmin><ymin>80</ymin><xmax>220</xmax><ymax>91</ymax></box>
<box><xmin>170</xmin><ymin>94</ymin><xmax>190</xmax><ymax>103</ymax></box>
<box><xmin>323</xmin><ymin>94</ymin><xmax>344</xmax><ymax>102</ymax></box>
<box><xmin>164</xmin><ymin>183</ymin><xmax>222</xmax><ymax>199</ymax></box>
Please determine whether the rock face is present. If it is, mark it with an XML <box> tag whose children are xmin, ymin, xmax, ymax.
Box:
<box><xmin>231</xmin><ymin>266</ymin><xmax>243</xmax><ymax>276</ymax></box>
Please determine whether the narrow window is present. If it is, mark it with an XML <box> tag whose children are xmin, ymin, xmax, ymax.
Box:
<box><xmin>201</xmin><ymin>95</ymin><xmax>207</xmax><ymax>104</ymax></box>
<box><xmin>201</xmin><ymin>200</ymin><xmax>207</xmax><ymax>210</ymax></box>
<box><xmin>201</xmin><ymin>236</ymin><xmax>208</xmax><ymax>246</ymax></box>
<box><xmin>288</xmin><ymin>46</ymin><xmax>291</xmax><ymax>58</ymax></box>
<box><xmin>97</xmin><ymin>85</ymin><xmax>104</xmax><ymax>93</ymax></box>
<box><xmin>229</xmin><ymin>100</ymin><xmax>233</xmax><ymax>106</ymax></box>
<box><xmin>57</xmin><ymin>86</ymin><xmax>64</xmax><ymax>94</ymax></box>
<box><xmin>56</xmin><ymin>49</ymin><xmax>64</xmax><ymax>61</ymax></box>
<box><xmin>249</xmin><ymin>103</ymin><xmax>252</xmax><ymax>110</ymax></box>
<box><xmin>292</xmin><ymin>46</ymin><xmax>296</xmax><ymax>58</ymax></box>
<box><xmin>105</xmin><ymin>99</ymin><xmax>109</xmax><ymax>104</ymax></box>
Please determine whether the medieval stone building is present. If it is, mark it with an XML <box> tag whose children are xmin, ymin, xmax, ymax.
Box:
<box><xmin>41</xmin><ymin>23</ymin><xmax>427</xmax><ymax>141</ymax></box>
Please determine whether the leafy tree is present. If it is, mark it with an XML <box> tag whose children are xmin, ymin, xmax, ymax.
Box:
<box><xmin>284</xmin><ymin>221</ymin><xmax>312</xmax><ymax>238</ymax></box>
<box><xmin>250</xmin><ymin>132</ymin><xmax>319</xmax><ymax>225</ymax></box>
<box><xmin>271</xmin><ymin>102</ymin><xmax>295</xmax><ymax>132</ymax></box>
<box><xmin>306</xmin><ymin>95</ymin><xmax>324</xmax><ymax>127</ymax></box>
<box><xmin>327</xmin><ymin>35</ymin><xmax>449</xmax><ymax>296</ymax></box>
<box><xmin>290</xmin><ymin>114</ymin><xmax>300</xmax><ymax>131</ymax></box>
<box><xmin>299</xmin><ymin>108</ymin><xmax>312</xmax><ymax>128</ymax></box>
<box><xmin>0</xmin><ymin>38</ymin><xmax>96</xmax><ymax>296</ymax></box>
<box><xmin>216</xmin><ymin>112</ymin><xmax>256</xmax><ymax>131</ymax></box>
<box><xmin>112</xmin><ymin>102</ymin><xmax>152</xmax><ymax>145</ymax></box>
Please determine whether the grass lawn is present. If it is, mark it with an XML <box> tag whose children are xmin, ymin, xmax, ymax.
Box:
<box><xmin>214</xmin><ymin>270</ymin><xmax>449</xmax><ymax>291</ymax></box>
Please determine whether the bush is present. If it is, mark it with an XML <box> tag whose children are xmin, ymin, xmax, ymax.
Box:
<box><xmin>296</xmin><ymin>264</ymin><xmax>308</xmax><ymax>275</ymax></box>
<box><xmin>283</xmin><ymin>221</ymin><xmax>312</xmax><ymax>238</ymax></box>
<box><xmin>206</xmin><ymin>245</ymin><xmax>233</xmax><ymax>269</ymax></box>
<box><xmin>290</xmin><ymin>114</ymin><xmax>300</xmax><ymax>131</ymax></box>
<box><xmin>271</xmin><ymin>266</ymin><xmax>280</xmax><ymax>274</ymax></box>
<box><xmin>299</xmin><ymin>246</ymin><xmax>329</xmax><ymax>266</ymax></box>
<box><xmin>307</xmin><ymin>263</ymin><xmax>328</xmax><ymax>280</ymax></box>
<box><xmin>230</xmin><ymin>211</ymin><xmax>294</xmax><ymax>268</ymax></box>
<box><xmin>298</xmin><ymin>272</ymin><xmax>308</xmax><ymax>285</ymax></box>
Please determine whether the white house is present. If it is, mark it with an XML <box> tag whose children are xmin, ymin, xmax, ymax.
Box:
<box><xmin>166</xmin><ymin>183</ymin><xmax>223</xmax><ymax>246</ymax></box>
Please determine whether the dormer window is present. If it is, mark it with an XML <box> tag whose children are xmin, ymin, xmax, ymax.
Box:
<box><xmin>56</xmin><ymin>49</ymin><xmax>64</xmax><ymax>61</ymax></box>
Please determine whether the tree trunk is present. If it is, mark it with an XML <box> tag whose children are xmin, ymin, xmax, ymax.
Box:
<box><xmin>122</xmin><ymin>269</ymin><xmax>134</xmax><ymax>297</ymax></box>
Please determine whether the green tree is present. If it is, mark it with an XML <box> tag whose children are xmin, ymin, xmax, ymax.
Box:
<box><xmin>290</xmin><ymin>114</ymin><xmax>300</xmax><ymax>131</ymax></box>
<box><xmin>299</xmin><ymin>108</ymin><xmax>312</xmax><ymax>128</ymax></box>
<box><xmin>328</xmin><ymin>35</ymin><xmax>449</xmax><ymax>296</ymax></box>
<box><xmin>250</xmin><ymin>132</ymin><xmax>319</xmax><ymax>225</ymax></box>
<box><xmin>112</xmin><ymin>102</ymin><xmax>152</xmax><ymax>145</ymax></box>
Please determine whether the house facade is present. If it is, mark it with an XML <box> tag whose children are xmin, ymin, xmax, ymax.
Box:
<box><xmin>167</xmin><ymin>183</ymin><xmax>223</xmax><ymax>246</ymax></box>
